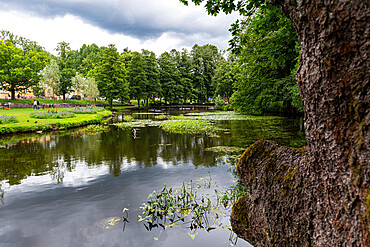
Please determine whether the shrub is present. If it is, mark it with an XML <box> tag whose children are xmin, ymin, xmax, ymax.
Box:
<box><xmin>64</xmin><ymin>107</ymin><xmax>104</xmax><ymax>114</ymax></box>
<box><xmin>215</xmin><ymin>95</ymin><xmax>226</xmax><ymax>110</ymax></box>
<box><xmin>0</xmin><ymin>115</ymin><xmax>19</xmax><ymax>124</ymax></box>
<box><xmin>30</xmin><ymin>111</ymin><xmax>75</xmax><ymax>119</ymax></box>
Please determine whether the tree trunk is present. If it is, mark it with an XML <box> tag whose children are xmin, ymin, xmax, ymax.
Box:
<box><xmin>11</xmin><ymin>88</ymin><xmax>15</xmax><ymax>100</ymax></box>
<box><xmin>231</xmin><ymin>0</ymin><xmax>369</xmax><ymax>246</ymax></box>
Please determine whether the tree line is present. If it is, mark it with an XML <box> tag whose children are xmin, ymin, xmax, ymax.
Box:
<box><xmin>0</xmin><ymin>7</ymin><xmax>303</xmax><ymax>114</ymax></box>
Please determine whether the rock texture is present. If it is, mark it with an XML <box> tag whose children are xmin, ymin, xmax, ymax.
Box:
<box><xmin>231</xmin><ymin>0</ymin><xmax>369</xmax><ymax>246</ymax></box>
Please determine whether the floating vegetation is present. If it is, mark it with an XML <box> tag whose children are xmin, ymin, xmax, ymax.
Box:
<box><xmin>138</xmin><ymin>173</ymin><xmax>246</xmax><ymax>243</ymax></box>
<box><xmin>186</xmin><ymin>111</ymin><xmax>281</xmax><ymax>121</ymax></box>
<box><xmin>84</xmin><ymin>124</ymin><xmax>108</xmax><ymax>133</ymax></box>
<box><xmin>205</xmin><ymin>146</ymin><xmax>246</xmax><ymax>154</ymax></box>
<box><xmin>112</xmin><ymin>122</ymin><xmax>133</xmax><ymax>130</ymax></box>
<box><xmin>160</xmin><ymin>120</ymin><xmax>216</xmax><ymax>135</ymax></box>
<box><xmin>0</xmin><ymin>115</ymin><xmax>18</xmax><ymax>124</ymax></box>
<box><xmin>154</xmin><ymin>114</ymin><xmax>190</xmax><ymax>121</ymax></box>
<box><xmin>168</xmin><ymin>115</ymin><xmax>190</xmax><ymax>120</ymax></box>
<box><xmin>132</xmin><ymin>112</ymin><xmax>163</xmax><ymax>115</ymax></box>
<box><xmin>29</xmin><ymin>111</ymin><xmax>75</xmax><ymax>119</ymax></box>
<box><xmin>154</xmin><ymin>114</ymin><xmax>168</xmax><ymax>120</ymax></box>
<box><xmin>112</xmin><ymin>120</ymin><xmax>163</xmax><ymax>130</ymax></box>
<box><xmin>123</xmin><ymin>115</ymin><xmax>133</xmax><ymax>122</ymax></box>
<box><xmin>64</xmin><ymin>106</ymin><xmax>104</xmax><ymax>114</ymax></box>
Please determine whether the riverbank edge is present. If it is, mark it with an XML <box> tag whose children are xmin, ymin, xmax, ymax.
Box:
<box><xmin>0</xmin><ymin>110</ymin><xmax>112</xmax><ymax>135</ymax></box>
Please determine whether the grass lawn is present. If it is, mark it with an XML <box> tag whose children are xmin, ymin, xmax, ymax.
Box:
<box><xmin>0</xmin><ymin>107</ymin><xmax>112</xmax><ymax>134</ymax></box>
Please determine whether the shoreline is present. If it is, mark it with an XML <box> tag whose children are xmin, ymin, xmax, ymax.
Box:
<box><xmin>0</xmin><ymin>108</ymin><xmax>112</xmax><ymax>135</ymax></box>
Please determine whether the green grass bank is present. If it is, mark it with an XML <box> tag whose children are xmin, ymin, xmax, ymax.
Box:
<box><xmin>0</xmin><ymin>108</ymin><xmax>112</xmax><ymax>134</ymax></box>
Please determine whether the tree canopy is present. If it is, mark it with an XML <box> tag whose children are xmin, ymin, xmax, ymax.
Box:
<box><xmin>0</xmin><ymin>36</ymin><xmax>49</xmax><ymax>99</ymax></box>
<box><xmin>95</xmin><ymin>44</ymin><xmax>129</xmax><ymax>109</ymax></box>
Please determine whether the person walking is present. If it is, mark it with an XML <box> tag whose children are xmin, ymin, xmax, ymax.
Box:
<box><xmin>33</xmin><ymin>100</ymin><xmax>37</xmax><ymax>109</ymax></box>
<box><xmin>37</xmin><ymin>100</ymin><xmax>40</xmax><ymax>109</ymax></box>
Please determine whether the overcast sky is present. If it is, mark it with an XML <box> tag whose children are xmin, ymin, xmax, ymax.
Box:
<box><xmin>0</xmin><ymin>0</ymin><xmax>239</xmax><ymax>55</ymax></box>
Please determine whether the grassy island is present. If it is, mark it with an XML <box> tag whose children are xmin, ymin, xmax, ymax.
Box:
<box><xmin>0</xmin><ymin>107</ymin><xmax>111</xmax><ymax>134</ymax></box>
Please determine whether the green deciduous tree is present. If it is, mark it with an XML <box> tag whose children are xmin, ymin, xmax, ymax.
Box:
<box><xmin>158</xmin><ymin>51</ymin><xmax>178</xmax><ymax>104</ymax></box>
<box><xmin>191</xmin><ymin>44</ymin><xmax>222</xmax><ymax>102</ymax></box>
<box><xmin>230</xmin><ymin>7</ymin><xmax>301</xmax><ymax>115</ymax></box>
<box><xmin>141</xmin><ymin>49</ymin><xmax>160</xmax><ymax>105</ymax></box>
<box><xmin>74</xmin><ymin>43</ymin><xmax>103</xmax><ymax>77</ymax></box>
<box><xmin>127</xmin><ymin>52</ymin><xmax>147</xmax><ymax>107</ymax></box>
<box><xmin>212</xmin><ymin>59</ymin><xmax>237</xmax><ymax>101</ymax></box>
<box><xmin>95</xmin><ymin>44</ymin><xmax>128</xmax><ymax>110</ymax></box>
<box><xmin>0</xmin><ymin>39</ymin><xmax>48</xmax><ymax>99</ymax></box>
<box><xmin>55</xmin><ymin>41</ymin><xmax>75</xmax><ymax>100</ymax></box>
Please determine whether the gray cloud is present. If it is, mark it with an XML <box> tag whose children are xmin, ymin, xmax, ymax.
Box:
<box><xmin>0</xmin><ymin>0</ymin><xmax>238</xmax><ymax>41</ymax></box>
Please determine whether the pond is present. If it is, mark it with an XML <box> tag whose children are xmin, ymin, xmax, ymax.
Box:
<box><xmin>0</xmin><ymin>111</ymin><xmax>306</xmax><ymax>247</ymax></box>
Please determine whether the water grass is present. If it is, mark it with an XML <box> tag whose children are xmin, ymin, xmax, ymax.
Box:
<box><xmin>185</xmin><ymin>111</ymin><xmax>281</xmax><ymax>121</ymax></box>
<box><xmin>160</xmin><ymin>120</ymin><xmax>216</xmax><ymax>135</ymax></box>
<box><xmin>205</xmin><ymin>146</ymin><xmax>246</xmax><ymax>154</ymax></box>
<box><xmin>112</xmin><ymin>122</ymin><xmax>133</xmax><ymax>130</ymax></box>
<box><xmin>123</xmin><ymin>115</ymin><xmax>133</xmax><ymax>122</ymax></box>
<box><xmin>84</xmin><ymin>124</ymin><xmax>108</xmax><ymax>132</ymax></box>
<box><xmin>138</xmin><ymin>172</ymin><xmax>246</xmax><ymax>242</ymax></box>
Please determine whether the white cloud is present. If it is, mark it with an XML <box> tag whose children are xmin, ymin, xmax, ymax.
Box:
<box><xmin>0</xmin><ymin>0</ymin><xmax>239</xmax><ymax>55</ymax></box>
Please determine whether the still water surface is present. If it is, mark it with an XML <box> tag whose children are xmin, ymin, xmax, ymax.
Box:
<box><xmin>0</xmin><ymin>111</ymin><xmax>305</xmax><ymax>247</ymax></box>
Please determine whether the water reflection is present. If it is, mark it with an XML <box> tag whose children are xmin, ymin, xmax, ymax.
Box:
<box><xmin>0</xmin><ymin>116</ymin><xmax>305</xmax><ymax>187</ymax></box>
<box><xmin>0</xmin><ymin>114</ymin><xmax>305</xmax><ymax>247</ymax></box>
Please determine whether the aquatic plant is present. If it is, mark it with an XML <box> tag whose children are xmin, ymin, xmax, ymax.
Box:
<box><xmin>138</xmin><ymin>173</ymin><xmax>247</xmax><ymax>242</ymax></box>
<box><xmin>185</xmin><ymin>111</ymin><xmax>280</xmax><ymax>121</ymax></box>
<box><xmin>168</xmin><ymin>115</ymin><xmax>190</xmax><ymax>120</ymax></box>
<box><xmin>205</xmin><ymin>146</ymin><xmax>246</xmax><ymax>154</ymax></box>
<box><xmin>154</xmin><ymin>114</ymin><xmax>168</xmax><ymax>120</ymax></box>
<box><xmin>112</xmin><ymin>120</ymin><xmax>163</xmax><ymax>129</ymax></box>
<box><xmin>84</xmin><ymin>124</ymin><xmax>108</xmax><ymax>132</ymax></box>
<box><xmin>123</xmin><ymin>115</ymin><xmax>133</xmax><ymax>122</ymax></box>
<box><xmin>0</xmin><ymin>115</ymin><xmax>19</xmax><ymax>124</ymax></box>
<box><xmin>112</xmin><ymin>122</ymin><xmax>133</xmax><ymax>130</ymax></box>
<box><xmin>139</xmin><ymin>181</ymin><xmax>214</xmax><ymax>240</ymax></box>
<box><xmin>160</xmin><ymin>120</ymin><xmax>216</xmax><ymax>135</ymax></box>
<box><xmin>29</xmin><ymin>111</ymin><xmax>75</xmax><ymax>119</ymax></box>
